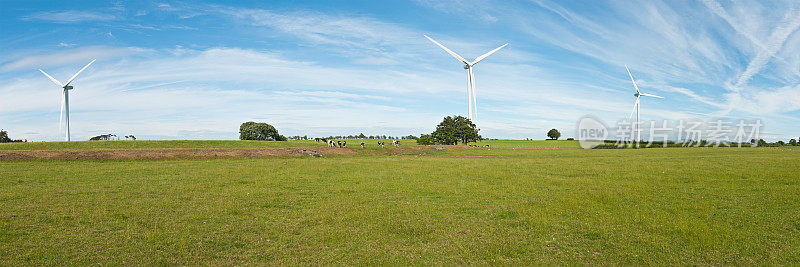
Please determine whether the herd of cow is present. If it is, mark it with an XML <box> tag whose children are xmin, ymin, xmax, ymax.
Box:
<box><xmin>314</xmin><ymin>138</ymin><xmax>399</xmax><ymax>148</ymax></box>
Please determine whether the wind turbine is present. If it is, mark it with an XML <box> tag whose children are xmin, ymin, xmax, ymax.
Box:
<box><xmin>39</xmin><ymin>59</ymin><xmax>96</xmax><ymax>141</ymax></box>
<box><xmin>425</xmin><ymin>35</ymin><xmax>507</xmax><ymax>121</ymax></box>
<box><xmin>625</xmin><ymin>65</ymin><xmax>663</xmax><ymax>147</ymax></box>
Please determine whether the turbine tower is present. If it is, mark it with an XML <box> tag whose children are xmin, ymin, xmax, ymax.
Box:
<box><xmin>625</xmin><ymin>65</ymin><xmax>663</xmax><ymax>147</ymax></box>
<box><xmin>425</xmin><ymin>35</ymin><xmax>507</xmax><ymax>121</ymax></box>
<box><xmin>39</xmin><ymin>59</ymin><xmax>96</xmax><ymax>141</ymax></box>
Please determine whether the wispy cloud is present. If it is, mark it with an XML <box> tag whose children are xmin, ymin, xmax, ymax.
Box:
<box><xmin>0</xmin><ymin>46</ymin><xmax>150</xmax><ymax>72</ymax></box>
<box><xmin>22</xmin><ymin>10</ymin><xmax>116</xmax><ymax>23</ymax></box>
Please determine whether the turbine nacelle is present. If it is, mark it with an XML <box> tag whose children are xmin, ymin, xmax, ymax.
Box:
<box><xmin>464</xmin><ymin>64</ymin><xmax>471</xmax><ymax>69</ymax></box>
<box><xmin>64</xmin><ymin>86</ymin><xmax>74</xmax><ymax>90</ymax></box>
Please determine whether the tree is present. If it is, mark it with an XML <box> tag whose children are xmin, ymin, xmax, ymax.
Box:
<box><xmin>417</xmin><ymin>134</ymin><xmax>434</xmax><ymax>145</ymax></box>
<box><xmin>0</xmin><ymin>130</ymin><xmax>11</xmax><ymax>143</ymax></box>
<box><xmin>777</xmin><ymin>140</ymin><xmax>785</xmax><ymax>146</ymax></box>
<box><xmin>789</xmin><ymin>139</ymin><xmax>798</xmax><ymax>146</ymax></box>
<box><xmin>239</xmin><ymin>121</ymin><xmax>285</xmax><ymax>141</ymax></box>
<box><xmin>420</xmin><ymin>115</ymin><xmax>481</xmax><ymax>145</ymax></box>
<box><xmin>547</xmin><ymin>129</ymin><xmax>561</xmax><ymax>140</ymax></box>
<box><xmin>757</xmin><ymin>139</ymin><xmax>768</xmax><ymax>147</ymax></box>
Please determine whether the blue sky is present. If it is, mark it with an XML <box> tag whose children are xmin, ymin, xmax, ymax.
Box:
<box><xmin>1</xmin><ymin>0</ymin><xmax>799</xmax><ymax>141</ymax></box>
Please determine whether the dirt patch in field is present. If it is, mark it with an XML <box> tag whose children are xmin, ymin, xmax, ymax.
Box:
<box><xmin>0</xmin><ymin>146</ymin><xmax>466</xmax><ymax>161</ymax></box>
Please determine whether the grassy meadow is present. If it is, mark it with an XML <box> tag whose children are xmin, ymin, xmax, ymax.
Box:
<box><xmin>1</xmin><ymin>141</ymin><xmax>799</xmax><ymax>264</ymax></box>
<box><xmin>0</xmin><ymin>139</ymin><xmax>580</xmax><ymax>151</ymax></box>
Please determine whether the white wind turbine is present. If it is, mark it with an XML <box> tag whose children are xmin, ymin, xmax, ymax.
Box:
<box><xmin>625</xmin><ymin>65</ymin><xmax>663</xmax><ymax>146</ymax></box>
<box><xmin>425</xmin><ymin>35</ymin><xmax>507</xmax><ymax>121</ymax></box>
<box><xmin>39</xmin><ymin>59</ymin><xmax>96</xmax><ymax>141</ymax></box>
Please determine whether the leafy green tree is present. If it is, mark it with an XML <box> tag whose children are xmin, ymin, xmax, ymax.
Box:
<box><xmin>789</xmin><ymin>139</ymin><xmax>797</xmax><ymax>146</ymax></box>
<box><xmin>547</xmin><ymin>129</ymin><xmax>561</xmax><ymax>140</ymax></box>
<box><xmin>239</xmin><ymin>121</ymin><xmax>285</xmax><ymax>141</ymax></box>
<box><xmin>427</xmin><ymin>115</ymin><xmax>481</xmax><ymax>145</ymax></box>
<box><xmin>0</xmin><ymin>130</ymin><xmax>10</xmax><ymax>143</ymax></box>
<box><xmin>757</xmin><ymin>139</ymin><xmax>768</xmax><ymax>147</ymax></box>
<box><xmin>416</xmin><ymin>134</ymin><xmax>434</xmax><ymax>145</ymax></box>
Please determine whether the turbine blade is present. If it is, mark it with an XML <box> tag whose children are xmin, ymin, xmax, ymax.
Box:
<box><xmin>640</xmin><ymin>93</ymin><xmax>664</xmax><ymax>98</ymax></box>
<box><xmin>424</xmin><ymin>35</ymin><xmax>469</xmax><ymax>65</ymax></box>
<box><xmin>64</xmin><ymin>59</ymin><xmax>96</xmax><ymax>86</ymax></box>
<box><xmin>625</xmin><ymin>64</ymin><xmax>640</xmax><ymax>94</ymax></box>
<box><xmin>472</xmin><ymin>43</ymin><xmax>508</xmax><ymax>65</ymax></box>
<box><xmin>629</xmin><ymin>97</ymin><xmax>639</xmax><ymax>119</ymax></box>
<box><xmin>39</xmin><ymin>69</ymin><xmax>64</xmax><ymax>87</ymax></box>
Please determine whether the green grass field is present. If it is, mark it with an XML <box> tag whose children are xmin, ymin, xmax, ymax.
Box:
<box><xmin>1</xmin><ymin>141</ymin><xmax>799</xmax><ymax>264</ymax></box>
<box><xmin>0</xmin><ymin>139</ymin><xmax>580</xmax><ymax>151</ymax></box>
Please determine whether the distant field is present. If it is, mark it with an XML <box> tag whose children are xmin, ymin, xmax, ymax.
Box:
<box><xmin>1</xmin><ymin>146</ymin><xmax>798</xmax><ymax>264</ymax></box>
<box><xmin>476</xmin><ymin>139</ymin><xmax>580</xmax><ymax>148</ymax></box>
<box><xmin>0</xmin><ymin>139</ymin><xmax>580</xmax><ymax>151</ymax></box>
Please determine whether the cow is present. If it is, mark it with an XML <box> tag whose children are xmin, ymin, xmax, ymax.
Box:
<box><xmin>336</xmin><ymin>141</ymin><xmax>342</xmax><ymax>147</ymax></box>
<box><xmin>360</xmin><ymin>142</ymin><xmax>365</xmax><ymax>148</ymax></box>
<box><xmin>484</xmin><ymin>145</ymin><xmax>490</xmax><ymax>148</ymax></box>
<box><xmin>392</xmin><ymin>140</ymin><xmax>400</xmax><ymax>147</ymax></box>
<box><xmin>328</xmin><ymin>140</ymin><xmax>335</xmax><ymax>147</ymax></box>
<box><xmin>342</xmin><ymin>141</ymin><xmax>347</xmax><ymax>148</ymax></box>
<box><xmin>377</xmin><ymin>141</ymin><xmax>384</xmax><ymax>148</ymax></box>
<box><xmin>314</xmin><ymin>138</ymin><xmax>320</xmax><ymax>142</ymax></box>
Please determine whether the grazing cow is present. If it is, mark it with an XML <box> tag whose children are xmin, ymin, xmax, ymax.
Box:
<box><xmin>321</xmin><ymin>138</ymin><xmax>328</xmax><ymax>144</ymax></box>
<box><xmin>314</xmin><ymin>138</ymin><xmax>320</xmax><ymax>142</ymax></box>
<box><xmin>377</xmin><ymin>141</ymin><xmax>384</xmax><ymax>148</ymax></box>
<box><xmin>337</xmin><ymin>141</ymin><xmax>342</xmax><ymax>148</ymax></box>
<box><xmin>392</xmin><ymin>140</ymin><xmax>400</xmax><ymax>147</ymax></box>
<box><xmin>484</xmin><ymin>145</ymin><xmax>490</xmax><ymax>148</ymax></box>
<box><xmin>342</xmin><ymin>141</ymin><xmax>347</xmax><ymax>148</ymax></box>
<box><xmin>360</xmin><ymin>142</ymin><xmax>365</xmax><ymax>148</ymax></box>
<box><xmin>328</xmin><ymin>140</ymin><xmax>335</xmax><ymax>147</ymax></box>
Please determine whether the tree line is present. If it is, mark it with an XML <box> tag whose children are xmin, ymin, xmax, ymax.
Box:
<box><xmin>239</xmin><ymin>121</ymin><xmax>421</xmax><ymax>141</ymax></box>
<box><xmin>0</xmin><ymin>130</ymin><xmax>25</xmax><ymax>143</ymax></box>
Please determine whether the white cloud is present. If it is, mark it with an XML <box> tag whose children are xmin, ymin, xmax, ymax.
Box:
<box><xmin>22</xmin><ymin>10</ymin><xmax>116</xmax><ymax>23</ymax></box>
<box><xmin>0</xmin><ymin>46</ymin><xmax>151</xmax><ymax>72</ymax></box>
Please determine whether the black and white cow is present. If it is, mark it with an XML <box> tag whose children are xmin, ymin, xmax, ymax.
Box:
<box><xmin>360</xmin><ymin>142</ymin><xmax>365</xmax><ymax>148</ymax></box>
<box><xmin>392</xmin><ymin>140</ymin><xmax>399</xmax><ymax>147</ymax></box>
